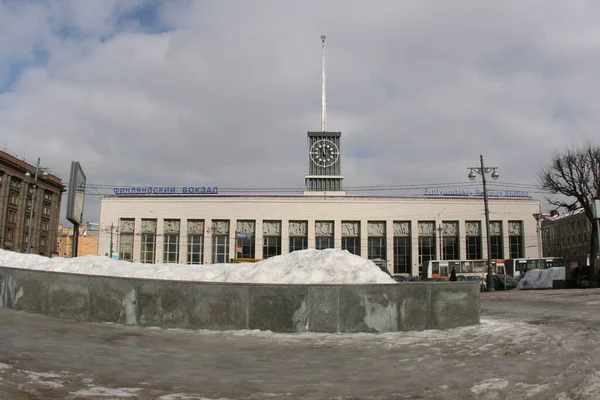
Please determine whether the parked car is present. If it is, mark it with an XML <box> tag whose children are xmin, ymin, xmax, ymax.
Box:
<box><xmin>493</xmin><ymin>274</ymin><xmax>518</xmax><ymax>290</ymax></box>
<box><xmin>457</xmin><ymin>275</ymin><xmax>486</xmax><ymax>292</ymax></box>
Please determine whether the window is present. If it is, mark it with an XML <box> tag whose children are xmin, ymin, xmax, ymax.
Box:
<box><xmin>509</xmin><ymin>221</ymin><xmax>524</xmax><ymax>258</ymax></box>
<box><xmin>10</xmin><ymin>178</ymin><xmax>20</xmax><ymax>188</ymax></box>
<box><xmin>211</xmin><ymin>220</ymin><xmax>230</xmax><ymax>263</ymax></box>
<box><xmin>263</xmin><ymin>220</ymin><xmax>281</xmax><ymax>259</ymax></box>
<box><xmin>41</xmin><ymin>220</ymin><xmax>49</xmax><ymax>231</ymax></box>
<box><xmin>489</xmin><ymin>221</ymin><xmax>503</xmax><ymax>260</ymax></box>
<box><xmin>43</xmin><ymin>191</ymin><xmax>52</xmax><ymax>200</ymax></box>
<box><xmin>187</xmin><ymin>219</ymin><xmax>204</xmax><ymax>265</ymax></box>
<box><xmin>141</xmin><ymin>219</ymin><xmax>157</xmax><ymax>263</ymax></box>
<box><xmin>212</xmin><ymin>235</ymin><xmax>229</xmax><ymax>263</ymax></box>
<box><xmin>465</xmin><ymin>221</ymin><xmax>482</xmax><ymax>260</ymax></box>
<box><xmin>418</xmin><ymin>221</ymin><xmax>436</xmax><ymax>268</ymax></box>
<box><xmin>188</xmin><ymin>234</ymin><xmax>204</xmax><ymax>264</ymax></box>
<box><xmin>368</xmin><ymin>221</ymin><xmax>386</xmax><ymax>261</ymax></box>
<box><xmin>43</xmin><ymin>204</ymin><xmax>50</xmax><ymax>215</ymax></box>
<box><xmin>236</xmin><ymin>220</ymin><xmax>256</xmax><ymax>259</ymax></box>
<box><xmin>315</xmin><ymin>221</ymin><xmax>334</xmax><ymax>250</ymax></box>
<box><xmin>6</xmin><ymin>228</ymin><xmax>13</xmax><ymax>241</ymax></box>
<box><xmin>393</xmin><ymin>221</ymin><xmax>411</xmax><ymax>274</ymax></box>
<box><xmin>163</xmin><ymin>219</ymin><xmax>180</xmax><ymax>263</ymax></box>
<box><xmin>119</xmin><ymin>218</ymin><xmax>135</xmax><ymax>261</ymax></box>
<box><xmin>9</xmin><ymin>193</ymin><xmax>18</xmax><ymax>205</ymax></box>
<box><xmin>342</xmin><ymin>221</ymin><xmax>360</xmax><ymax>256</ymax></box>
<box><xmin>164</xmin><ymin>234</ymin><xmax>179</xmax><ymax>263</ymax></box>
<box><xmin>289</xmin><ymin>221</ymin><xmax>308</xmax><ymax>253</ymax></box>
<box><xmin>8</xmin><ymin>211</ymin><xmax>16</xmax><ymax>223</ymax></box>
<box><xmin>441</xmin><ymin>221</ymin><xmax>459</xmax><ymax>260</ymax></box>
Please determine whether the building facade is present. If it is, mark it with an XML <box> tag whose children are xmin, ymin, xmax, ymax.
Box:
<box><xmin>57</xmin><ymin>223</ymin><xmax>99</xmax><ymax>257</ymax></box>
<box><xmin>0</xmin><ymin>151</ymin><xmax>65</xmax><ymax>256</ymax></box>
<box><xmin>542</xmin><ymin>208</ymin><xmax>592</xmax><ymax>263</ymax></box>
<box><xmin>98</xmin><ymin>194</ymin><xmax>540</xmax><ymax>276</ymax></box>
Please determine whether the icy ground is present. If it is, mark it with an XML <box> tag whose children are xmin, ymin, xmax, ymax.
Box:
<box><xmin>1</xmin><ymin>289</ymin><xmax>600</xmax><ymax>399</ymax></box>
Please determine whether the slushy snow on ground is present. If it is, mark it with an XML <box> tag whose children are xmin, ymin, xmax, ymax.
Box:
<box><xmin>517</xmin><ymin>267</ymin><xmax>566</xmax><ymax>290</ymax></box>
<box><xmin>0</xmin><ymin>248</ymin><xmax>396</xmax><ymax>284</ymax></box>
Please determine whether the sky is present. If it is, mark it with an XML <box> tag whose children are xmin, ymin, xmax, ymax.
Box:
<box><xmin>2</xmin><ymin>0</ymin><xmax>599</xmax><ymax>226</ymax></box>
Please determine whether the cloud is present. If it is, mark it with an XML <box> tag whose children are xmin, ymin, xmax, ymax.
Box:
<box><xmin>1</xmin><ymin>0</ymin><xmax>599</xmax><ymax>224</ymax></box>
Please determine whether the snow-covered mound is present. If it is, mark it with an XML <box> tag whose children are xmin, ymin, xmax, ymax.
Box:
<box><xmin>0</xmin><ymin>248</ymin><xmax>396</xmax><ymax>284</ymax></box>
<box><xmin>517</xmin><ymin>267</ymin><xmax>566</xmax><ymax>290</ymax></box>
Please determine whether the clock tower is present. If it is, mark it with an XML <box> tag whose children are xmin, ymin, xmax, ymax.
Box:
<box><xmin>304</xmin><ymin>35</ymin><xmax>345</xmax><ymax>195</ymax></box>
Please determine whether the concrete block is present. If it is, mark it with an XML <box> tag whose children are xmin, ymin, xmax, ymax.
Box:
<box><xmin>8</xmin><ymin>269</ymin><xmax>50</xmax><ymax>314</ymax></box>
<box><xmin>307</xmin><ymin>286</ymin><xmax>339</xmax><ymax>333</ymax></box>
<box><xmin>89</xmin><ymin>277</ymin><xmax>138</xmax><ymax>325</ymax></box>
<box><xmin>188</xmin><ymin>284</ymin><xmax>248</xmax><ymax>330</ymax></box>
<box><xmin>388</xmin><ymin>283</ymin><xmax>430</xmax><ymax>332</ymax></box>
<box><xmin>46</xmin><ymin>273</ymin><xmax>90</xmax><ymax>321</ymax></box>
<box><xmin>429</xmin><ymin>282</ymin><xmax>480</xmax><ymax>330</ymax></box>
<box><xmin>248</xmin><ymin>286</ymin><xmax>308</xmax><ymax>333</ymax></box>
<box><xmin>138</xmin><ymin>280</ymin><xmax>191</xmax><ymax>328</ymax></box>
<box><xmin>339</xmin><ymin>285</ymin><xmax>399</xmax><ymax>333</ymax></box>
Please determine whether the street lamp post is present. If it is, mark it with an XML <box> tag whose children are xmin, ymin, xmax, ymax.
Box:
<box><xmin>468</xmin><ymin>155</ymin><xmax>499</xmax><ymax>292</ymax></box>
<box><xmin>25</xmin><ymin>157</ymin><xmax>50</xmax><ymax>254</ymax></box>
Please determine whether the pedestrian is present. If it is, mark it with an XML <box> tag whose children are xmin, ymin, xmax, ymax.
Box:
<box><xmin>449</xmin><ymin>266</ymin><xmax>457</xmax><ymax>281</ymax></box>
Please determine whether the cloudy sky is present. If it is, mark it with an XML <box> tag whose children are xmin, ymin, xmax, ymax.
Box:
<box><xmin>1</xmin><ymin>0</ymin><xmax>598</xmax><ymax>224</ymax></box>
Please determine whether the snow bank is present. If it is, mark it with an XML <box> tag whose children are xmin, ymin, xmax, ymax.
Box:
<box><xmin>0</xmin><ymin>248</ymin><xmax>396</xmax><ymax>284</ymax></box>
<box><xmin>517</xmin><ymin>267</ymin><xmax>566</xmax><ymax>290</ymax></box>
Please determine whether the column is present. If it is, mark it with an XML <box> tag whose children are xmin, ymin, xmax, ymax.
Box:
<box><xmin>133</xmin><ymin>217</ymin><xmax>142</xmax><ymax>262</ymax></box>
<box><xmin>386</xmin><ymin>219</ymin><xmax>394</xmax><ymax>272</ymax></box>
<box><xmin>334</xmin><ymin>220</ymin><xmax>342</xmax><ymax>250</ymax></box>
<box><xmin>411</xmin><ymin>220</ymin><xmax>419</xmax><ymax>276</ymax></box>
<box><xmin>255</xmin><ymin>220</ymin><xmax>263</xmax><ymax>259</ymax></box>
<box><xmin>229</xmin><ymin>218</ymin><xmax>237</xmax><ymax>262</ymax></box>
<box><xmin>281</xmin><ymin>219</ymin><xmax>290</xmax><ymax>255</ymax></box>
<box><xmin>360</xmin><ymin>219</ymin><xmax>369</xmax><ymax>260</ymax></box>
<box><xmin>179</xmin><ymin>219</ymin><xmax>188</xmax><ymax>264</ymax></box>
<box><xmin>204</xmin><ymin>218</ymin><xmax>213</xmax><ymax>264</ymax></box>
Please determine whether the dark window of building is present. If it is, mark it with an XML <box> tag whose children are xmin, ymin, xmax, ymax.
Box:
<box><xmin>289</xmin><ymin>221</ymin><xmax>308</xmax><ymax>253</ymax></box>
<box><xmin>465</xmin><ymin>221</ymin><xmax>482</xmax><ymax>260</ymax></box>
<box><xmin>290</xmin><ymin>236</ymin><xmax>308</xmax><ymax>253</ymax></box>
<box><xmin>443</xmin><ymin>237</ymin><xmax>459</xmax><ymax>260</ymax></box>
<box><xmin>490</xmin><ymin>236</ymin><xmax>503</xmax><ymax>260</ymax></box>
<box><xmin>342</xmin><ymin>221</ymin><xmax>360</xmax><ymax>256</ymax></box>
<box><xmin>315</xmin><ymin>221</ymin><xmax>334</xmax><ymax>250</ymax></box>
<box><xmin>237</xmin><ymin>235</ymin><xmax>255</xmax><ymax>259</ymax></box>
<box><xmin>163</xmin><ymin>234</ymin><xmax>179</xmax><ymax>263</ymax></box>
<box><xmin>393</xmin><ymin>236</ymin><xmax>411</xmax><ymax>274</ymax></box>
<box><xmin>368</xmin><ymin>237</ymin><xmax>386</xmax><ymax>261</ymax></box>
<box><xmin>187</xmin><ymin>234</ymin><xmax>204</xmax><ymax>264</ymax></box>
<box><xmin>509</xmin><ymin>236</ymin><xmax>523</xmax><ymax>258</ymax></box>
<box><xmin>141</xmin><ymin>233</ymin><xmax>156</xmax><ymax>263</ymax></box>
<box><xmin>418</xmin><ymin>222</ymin><xmax>436</xmax><ymax>270</ymax></box>
<box><xmin>262</xmin><ymin>221</ymin><xmax>281</xmax><ymax>258</ymax></box>
<box><xmin>342</xmin><ymin>237</ymin><xmax>361</xmax><ymax>256</ymax></box>
<box><xmin>263</xmin><ymin>236</ymin><xmax>281</xmax><ymax>259</ymax></box>
<box><xmin>212</xmin><ymin>235</ymin><xmax>229</xmax><ymax>263</ymax></box>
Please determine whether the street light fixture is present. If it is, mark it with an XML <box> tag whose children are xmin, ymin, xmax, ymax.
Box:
<box><xmin>25</xmin><ymin>157</ymin><xmax>51</xmax><ymax>254</ymax></box>
<box><xmin>468</xmin><ymin>155</ymin><xmax>499</xmax><ymax>292</ymax></box>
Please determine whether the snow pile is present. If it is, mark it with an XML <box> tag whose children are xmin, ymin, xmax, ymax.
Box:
<box><xmin>517</xmin><ymin>267</ymin><xmax>566</xmax><ymax>290</ymax></box>
<box><xmin>0</xmin><ymin>248</ymin><xmax>396</xmax><ymax>284</ymax></box>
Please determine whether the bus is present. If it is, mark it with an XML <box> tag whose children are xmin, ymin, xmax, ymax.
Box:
<box><xmin>425</xmin><ymin>259</ymin><xmax>506</xmax><ymax>280</ymax></box>
<box><xmin>504</xmin><ymin>257</ymin><xmax>565</xmax><ymax>278</ymax></box>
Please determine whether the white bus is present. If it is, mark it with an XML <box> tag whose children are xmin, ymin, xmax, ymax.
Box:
<box><xmin>504</xmin><ymin>257</ymin><xmax>565</xmax><ymax>278</ymax></box>
<box><xmin>425</xmin><ymin>259</ymin><xmax>506</xmax><ymax>280</ymax></box>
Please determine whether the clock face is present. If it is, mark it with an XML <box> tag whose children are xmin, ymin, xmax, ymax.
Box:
<box><xmin>310</xmin><ymin>139</ymin><xmax>340</xmax><ymax>168</ymax></box>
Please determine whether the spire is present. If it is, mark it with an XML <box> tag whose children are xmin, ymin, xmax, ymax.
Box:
<box><xmin>321</xmin><ymin>35</ymin><xmax>327</xmax><ymax>132</ymax></box>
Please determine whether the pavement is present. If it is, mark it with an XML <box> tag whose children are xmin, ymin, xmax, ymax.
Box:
<box><xmin>1</xmin><ymin>289</ymin><xmax>600</xmax><ymax>399</ymax></box>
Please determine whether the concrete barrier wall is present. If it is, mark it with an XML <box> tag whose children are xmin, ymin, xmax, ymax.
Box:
<box><xmin>0</xmin><ymin>266</ymin><xmax>480</xmax><ymax>333</ymax></box>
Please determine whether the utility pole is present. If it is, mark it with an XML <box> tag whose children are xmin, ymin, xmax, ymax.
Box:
<box><xmin>105</xmin><ymin>223</ymin><xmax>119</xmax><ymax>258</ymax></box>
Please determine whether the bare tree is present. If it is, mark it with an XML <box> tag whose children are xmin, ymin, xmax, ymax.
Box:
<box><xmin>539</xmin><ymin>142</ymin><xmax>600</xmax><ymax>260</ymax></box>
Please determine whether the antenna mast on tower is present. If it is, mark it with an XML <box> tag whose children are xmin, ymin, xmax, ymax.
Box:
<box><xmin>321</xmin><ymin>34</ymin><xmax>327</xmax><ymax>132</ymax></box>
